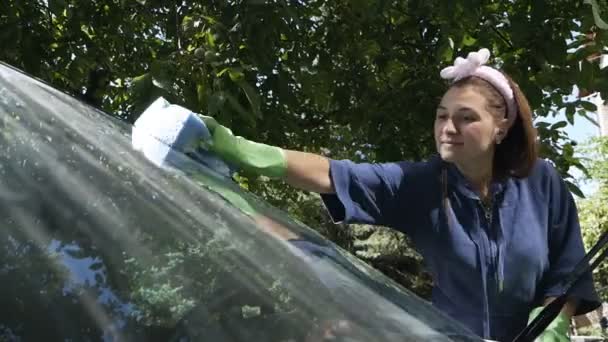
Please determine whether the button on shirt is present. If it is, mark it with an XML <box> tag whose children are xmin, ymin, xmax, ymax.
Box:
<box><xmin>320</xmin><ymin>155</ymin><xmax>601</xmax><ymax>342</ymax></box>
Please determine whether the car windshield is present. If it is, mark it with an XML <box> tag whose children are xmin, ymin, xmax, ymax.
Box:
<box><xmin>0</xmin><ymin>62</ymin><xmax>484</xmax><ymax>342</ymax></box>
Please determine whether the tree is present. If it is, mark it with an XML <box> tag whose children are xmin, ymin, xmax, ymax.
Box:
<box><xmin>1</xmin><ymin>0</ymin><xmax>605</xmax><ymax>176</ymax></box>
<box><xmin>578</xmin><ymin>136</ymin><xmax>608</xmax><ymax>301</ymax></box>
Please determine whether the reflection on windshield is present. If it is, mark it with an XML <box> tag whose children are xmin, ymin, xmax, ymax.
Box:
<box><xmin>0</xmin><ymin>63</ymin><xmax>482</xmax><ymax>341</ymax></box>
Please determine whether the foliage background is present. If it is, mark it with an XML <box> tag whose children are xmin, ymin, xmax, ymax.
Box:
<box><xmin>578</xmin><ymin>136</ymin><xmax>608</xmax><ymax>302</ymax></box>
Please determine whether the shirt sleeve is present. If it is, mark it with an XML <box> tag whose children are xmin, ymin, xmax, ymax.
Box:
<box><xmin>540</xmin><ymin>166</ymin><xmax>601</xmax><ymax>315</ymax></box>
<box><xmin>320</xmin><ymin>158</ymin><xmax>441</xmax><ymax>235</ymax></box>
<box><xmin>320</xmin><ymin>159</ymin><xmax>406</xmax><ymax>227</ymax></box>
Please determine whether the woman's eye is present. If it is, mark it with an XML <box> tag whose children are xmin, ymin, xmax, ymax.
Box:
<box><xmin>436</xmin><ymin>113</ymin><xmax>447</xmax><ymax>120</ymax></box>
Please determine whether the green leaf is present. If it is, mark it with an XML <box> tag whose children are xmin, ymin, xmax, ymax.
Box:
<box><xmin>206</xmin><ymin>31</ymin><xmax>216</xmax><ymax>48</ymax></box>
<box><xmin>80</xmin><ymin>25</ymin><xmax>95</xmax><ymax>39</ymax></box>
<box><xmin>437</xmin><ymin>37</ymin><xmax>454</xmax><ymax>63</ymax></box>
<box><xmin>580</xmin><ymin>101</ymin><xmax>598</xmax><ymax>112</ymax></box>
<box><xmin>461</xmin><ymin>34</ymin><xmax>476</xmax><ymax>47</ymax></box>
<box><xmin>237</xmin><ymin>81</ymin><xmax>261</xmax><ymax>117</ymax></box>
<box><xmin>152</xmin><ymin>78</ymin><xmax>171</xmax><ymax>90</ymax></box>
<box><xmin>536</xmin><ymin>121</ymin><xmax>551</xmax><ymax>129</ymax></box>
<box><xmin>182</xmin><ymin>16</ymin><xmax>194</xmax><ymax>32</ymax></box>
<box><xmin>565</xmin><ymin>105</ymin><xmax>576</xmax><ymax>124</ymax></box>
<box><xmin>228</xmin><ymin>70</ymin><xmax>244</xmax><ymax>83</ymax></box>
<box><xmin>150</xmin><ymin>60</ymin><xmax>173</xmax><ymax>91</ymax></box>
<box><xmin>131</xmin><ymin>73</ymin><xmax>152</xmax><ymax>95</ymax></box>
<box><xmin>565</xmin><ymin>180</ymin><xmax>585</xmax><ymax>198</ymax></box>
<box><xmin>551</xmin><ymin>120</ymin><xmax>568</xmax><ymax>130</ymax></box>
<box><xmin>216</xmin><ymin>67</ymin><xmax>230</xmax><ymax>77</ymax></box>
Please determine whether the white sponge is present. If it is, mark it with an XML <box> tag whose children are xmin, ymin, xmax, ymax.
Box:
<box><xmin>132</xmin><ymin>97</ymin><xmax>210</xmax><ymax>167</ymax></box>
<box><xmin>131</xmin><ymin>97</ymin><xmax>234</xmax><ymax>178</ymax></box>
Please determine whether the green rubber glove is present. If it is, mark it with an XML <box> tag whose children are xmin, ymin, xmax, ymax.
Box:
<box><xmin>200</xmin><ymin>116</ymin><xmax>287</xmax><ymax>179</ymax></box>
<box><xmin>527</xmin><ymin>307</ymin><xmax>571</xmax><ymax>342</ymax></box>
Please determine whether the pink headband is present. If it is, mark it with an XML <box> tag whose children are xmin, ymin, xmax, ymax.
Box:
<box><xmin>440</xmin><ymin>48</ymin><xmax>517</xmax><ymax>129</ymax></box>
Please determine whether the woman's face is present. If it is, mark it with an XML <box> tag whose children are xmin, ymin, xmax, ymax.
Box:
<box><xmin>434</xmin><ymin>85</ymin><xmax>504</xmax><ymax>167</ymax></box>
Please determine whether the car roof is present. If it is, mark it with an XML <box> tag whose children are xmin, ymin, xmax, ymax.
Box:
<box><xmin>0</xmin><ymin>62</ymin><xmax>485</xmax><ymax>342</ymax></box>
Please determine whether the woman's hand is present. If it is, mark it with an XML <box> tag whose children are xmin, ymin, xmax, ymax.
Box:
<box><xmin>200</xmin><ymin>116</ymin><xmax>288</xmax><ymax>178</ymax></box>
<box><xmin>201</xmin><ymin>116</ymin><xmax>334</xmax><ymax>193</ymax></box>
<box><xmin>528</xmin><ymin>306</ymin><xmax>571</xmax><ymax>342</ymax></box>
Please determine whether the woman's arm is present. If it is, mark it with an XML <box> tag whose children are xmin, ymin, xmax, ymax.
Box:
<box><xmin>283</xmin><ymin>150</ymin><xmax>334</xmax><ymax>194</ymax></box>
<box><xmin>201</xmin><ymin>115</ymin><xmax>411</xmax><ymax>226</ymax></box>
<box><xmin>538</xmin><ymin>160</ymin><xmax>601</xmax><ymax>315</ymax></box>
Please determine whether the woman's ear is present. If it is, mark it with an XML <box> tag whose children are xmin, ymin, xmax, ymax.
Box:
<box><xmin>494</xmin><ymin>118</ymin><xmax>509</xmax><ymax>144</ymax></box>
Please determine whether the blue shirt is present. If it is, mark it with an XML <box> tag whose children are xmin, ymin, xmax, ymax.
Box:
<box><xmin>321</xmin><ymin>155</ymin><xmax>601</xmax><ymax>341</ymax></box>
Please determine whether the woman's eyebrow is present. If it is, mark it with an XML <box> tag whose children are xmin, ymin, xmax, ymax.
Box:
<box><xmin>456</xmin><ymin>106</ymin><xmax>475</xmax><ymax>112</ymax></box>
<box><xmin>455</xmin><ymin>106</ymin><xmax>479</xmax><ymax>115</ymax></box>
<box><xmin>437</xmin><ymin>105</ymin><xmax>477</xmax><ymax>111</ymax></box>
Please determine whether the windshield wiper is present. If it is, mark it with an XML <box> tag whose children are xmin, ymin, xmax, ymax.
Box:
<box><xmin>512</xmin><ymin>227</ymin><xmax>608</xmax><ymax>342</ymax></box>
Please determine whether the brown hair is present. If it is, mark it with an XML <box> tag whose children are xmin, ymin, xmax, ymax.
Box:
<box><xmin>450</xmin><ymin>74</ymin><xmax>538</xmax><ymax>180</ymax></box>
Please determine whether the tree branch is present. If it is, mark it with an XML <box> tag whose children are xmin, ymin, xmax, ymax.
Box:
<box><xmin>490</xmin><ymin>26</ymin><xmax>514</xmax><ymax>50</ymax></box>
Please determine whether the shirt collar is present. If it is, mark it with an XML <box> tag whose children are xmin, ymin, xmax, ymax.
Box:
<box><xmin>443</xmin><ymin>161</ymin><xmax>507</xmax><ymax>200</ymax></box>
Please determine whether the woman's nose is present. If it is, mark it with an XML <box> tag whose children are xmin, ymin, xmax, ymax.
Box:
<box><xmin>442</xmin><ymin>118</ymin><xmax>457</xmax><ymax>134</ymax></box>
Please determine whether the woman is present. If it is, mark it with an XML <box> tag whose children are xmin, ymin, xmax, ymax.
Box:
<box><xmin>201</xmin><ymin>48</ymin><xmax>601</xmax><ymax>341</ymax></box>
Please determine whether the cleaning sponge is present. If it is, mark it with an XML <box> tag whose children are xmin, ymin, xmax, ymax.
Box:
<box><xmin>132</xmin><ymin>97</ymin><xmax>233</xmax><ymax>178</ymax></box>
